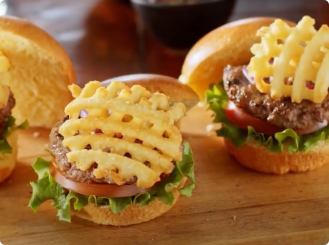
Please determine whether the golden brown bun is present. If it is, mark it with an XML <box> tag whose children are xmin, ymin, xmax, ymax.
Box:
<box><xmin>0</xmin><ymin>16</ymin><xmax>76</xmax><ymax>128</ymax></box>
<box><xmin>101</xmin><ymin>74</ymin><xmax>199</xmax><ymax>111</ymax></box>
<box><xmin>72</xmin><ymin>189</ymin><xmax>180</xmax><ymax>226</ymax></box>
<box><xmin>0</xmin><ymin>131</ymin><xmax>18</xmax><ymax>184</ymax></box>
<box><xmin>179</xmin><ymin>17</ymin><xmax>295</xmax><ymax>99</ymax></box>
<box><xmin>72</xmin><ymin>180</ymin><xmax>184</xmax><ymax>226</ymax></box>
<box><xmin>225</xmin><ymin>138</ymin><xmax>329</xmax><ymax>174</ymax></box>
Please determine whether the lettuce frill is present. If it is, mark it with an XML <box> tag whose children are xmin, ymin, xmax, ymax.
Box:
<box><xmin>206</xmin><ymin>83</ymin><xmax>329</xmax><ymax>153</ymax></box>
<box><xmin>29</xmin><ymin>142</ymin><xmax>195</xmax><ymax>222</ymax></box>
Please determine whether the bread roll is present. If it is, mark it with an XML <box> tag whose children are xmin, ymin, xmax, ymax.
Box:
<box><xmin>0</xmin><ymin>131</ymin><xmax>18</xmax><ymax>184</ymax></box>
<box><xmin>72</xmin><ymin>186</ymin><xmax>181</xmax><ymax>226</ymax></box>
<box><xmin>0</xmin><ymin>16</ymin><xmax>75</xmax><ymax>128</ymax></box>
<box><xmin>225</xmin><ymin>138</ymin><xmax>329</xmax><ymax>174</ymax></box>
<box><xmin>179</xmin><ymin>17</ymin><xmax>295</xmax><ymax>99</ymax></box>
<box><xmin>101</xmin><ymin>74</ymin><xmax>200</xmax><ymax>111</ymax></box>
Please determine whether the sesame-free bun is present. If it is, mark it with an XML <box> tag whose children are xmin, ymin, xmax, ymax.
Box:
<box><xmin>179</xmin><ymin>17</ymin><xmax>295</xmax><ymax>99</ymax></box>
<box><xmin>0</xmin><ymin>131</ymin><xmax>18</xmax><ymax>184</ymax></box>
<box><xmin>72</xmin><ymin>187</ymin><xmax>181</xmax><ymax>226</ymax></box>
<box><xmin>0</xmin><ymin>16</ymin><xmax>75</xmax><ymax>128</ymax></box>
<box><xmin>225</xmin><ymin>138</ymin><xmax>329</xmax><ymax>174</ymax></box>
<box><xmin>101</xmin><ymin>74</ymin><xmax>200</xmax><ymax>111</ymax></box>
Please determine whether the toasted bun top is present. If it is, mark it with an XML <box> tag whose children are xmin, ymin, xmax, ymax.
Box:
<box><xmin>0</xmin><ymin>16</ymin><xmax>76</xmax><ymax>128</ymax></box>
<box><xmin>179</xmin><ymin>17</ymin><xmax>296</xmax><ymax>99</ymax></box>
<box><xmin>101</xmin><ymin>74</ymin><xmax>200</xmax><ymax>110</ymax></box>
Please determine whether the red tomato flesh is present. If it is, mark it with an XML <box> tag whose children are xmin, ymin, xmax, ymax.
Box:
<box><xmin>224</xmin><ymin>101</ymin><xmax>285</xmax><ymax>135</ymax></box>
<box><xmin>51</xmin><ymin>165</ymin><xmax>148</xmax><ymax>198</ymax></box>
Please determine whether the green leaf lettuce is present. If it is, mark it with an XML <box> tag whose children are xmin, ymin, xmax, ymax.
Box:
<box><xmin>0</xmin><ymin>115</ymin><xmax>28</xmax><ymax>154</ymax></box>
<box><xmin>205</xmin><ymin>83</ymin><xmax>329</xmax><ymax>153</ymax></box>
<box><xmin>28</xmin><ymin>142</ymin><xmax>195</xmax><ymax>222</ymax></box>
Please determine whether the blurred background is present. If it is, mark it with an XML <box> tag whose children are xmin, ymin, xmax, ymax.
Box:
<box><xmin>3</xmin><ymin>0</ymin><xmax>329</xmax><ymax>86</ymax></box>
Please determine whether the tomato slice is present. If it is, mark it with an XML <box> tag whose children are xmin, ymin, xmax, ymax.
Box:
<box><xmin>224</xmin><ymin>101</ymin><xmax>285</xmax><ymax>135</ymax></box>
<box><xmin>50</xmin><ymin>166</ymin><xmax>148</xmax><ymax>198</ymax></box>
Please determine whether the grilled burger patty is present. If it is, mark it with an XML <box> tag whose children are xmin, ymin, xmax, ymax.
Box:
<box><xmin>0</xmin><ymin>92</ymin><xmax>15</xmax><ymax>121</ymax></box>
<box><xmin>223</xmin><ymin>65</ymin><xmax>329</xmax><ymax>129</ymax></box>
<box><xmin>49</xmin><ymin>119</ymin><xmax>137</xmax><ymax>185</ymax></box>
<box><xmin>0</xmin><ymin>92</ymin><xmax>15</xmax><ymax>132</ymax></box>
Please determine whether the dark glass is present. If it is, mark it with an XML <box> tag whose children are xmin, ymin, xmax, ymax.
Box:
<box><xmin>131</xmin><ymin>0</ymin><xmax>236</xmax><ymax>50</ymax></box>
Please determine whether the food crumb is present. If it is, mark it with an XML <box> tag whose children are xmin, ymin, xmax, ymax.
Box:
<box><xmin>206</xmin><ymin>124</ymin><xmax>215</xmax><ymax>132</ymax></box>
<box><xmin>206</xmin><ymin>123</ymin><xmax>221</xmax><ymax>135</ymax></box>
<box><xmin>233</xmin><ymin>216</ymin><xmax>237</xmax><ymax>220</ymax></box>
<box><xmin>33</xmin><ymin>131</ymin><xmax>40</xmax><ymax>138</ymax></box>
<box><xmin>197</xmin><ymin>101</ymin><xmax>206</xmax><ymax>108</ymax></box>
<box><xmin>207</xmin><ymin>218</ymin><xmax>209</xmax><ymax>221</ymax></box>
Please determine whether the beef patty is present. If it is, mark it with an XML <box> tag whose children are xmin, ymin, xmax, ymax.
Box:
<box><xmin>223</xmin><ymin>65</ymin><xmax>329</xmax><ymax>129</ymax></box>
<box><xmin>0</xmin><ymin>92</ymin><xmax>15</xmax><ymax>132</ymax></box>
<box><xmin>49</xmin><ymin>119</ymin><xmax>137</xmax><ymax>184</ymax></box>
<box><xmin>0</xmin><ymin>92</ymin><xmax>15</xmax><ymax>121</ymax></box>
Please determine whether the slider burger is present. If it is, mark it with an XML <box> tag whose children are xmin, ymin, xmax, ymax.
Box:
<box><xmin>181</xmin><ymin>16</ymin><xmax>329</xmax><ymax>174</ymax></box>
<box><xmin>29</xmin><ymin>75</ymin><xmax>198</xmax><ymax>226</ymax></box>
<box><xmin>0</xmin><ymin>52</ymin><xmax>28</xmax><ymax>184</ymax></box>
<box><xmin>0</xmin><ymin>16</ymin><xmax>75</xmax><ymax>128</ymax></box>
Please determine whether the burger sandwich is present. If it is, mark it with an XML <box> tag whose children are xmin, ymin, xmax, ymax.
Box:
<box><xmin>29</xmin><ymin>75</ymin><xmax>198</xmax><ymax>226</ymax></box>
<box><xmin>0</xmin><ymin>51</ymin><xmax>28</xmax><ymax>184</ymax></box>
<box><xmin>181</xmin><ymin>16</ymin><xmax>329</xmax><ymax>174</ymax></box>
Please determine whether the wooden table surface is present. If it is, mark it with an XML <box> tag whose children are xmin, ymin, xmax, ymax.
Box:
<box><xmin>1</xmin><ymin>0</ymin><xmax>329</xmax><ymax>245</ymax></box>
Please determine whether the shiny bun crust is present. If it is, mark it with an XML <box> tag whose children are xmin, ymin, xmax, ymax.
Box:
<box><xmin>225</xmin><ymin>139</ymin><xmax>329</xmax><ymax>174</ymax></box>
<box><xmin>72</xmin><ymin>183</ymin><xmax>182</xmax><ymax>226</ymax></box>
<box><xmin>0</xmin><ymin>16</ymin><xmax>75</xmax><ymax>128</ymax></box>
<box><xmin>0</xmin><ymin>131</ymin><xmax>18</xmax><ymax>184</ymax></box>
<box><xmin>180</xmin><ymin>17</ymin><xmax>295</xmax><ymax>99</ymax></box>
<box><xmin>101</xmin><ymin>74</ymin><xmax>200</xmax><ymax>111</ymax></box>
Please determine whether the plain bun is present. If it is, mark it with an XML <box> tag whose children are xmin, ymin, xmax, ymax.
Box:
<box><xmin>72</xmin><ymin>189</ymin><xmax>180</xmax><ymax>226</ymax></box>
<box><xmin>179</xmin><ymin>17</ymin><xmax>295</xmax><ymax>99</ymax></box>
<box><xmin>72</xmin><ymin>181</ymin><xmax>183</xmax><ymax>226</ymax></box>
<box><xmin>101</xmin><ymin>74</ymin><xmax>199</xmax><ymax>111</ymax></box>
<box><xmin>0</xmin><ymin>131</ymin><xmax>18</xmax><ymax>184</ymax></box>
<box><xmin>225</xmin><ymin>139</ymin><xmax>329</xmax><ymax>174</ymax></box>
<box><xmin>0</xmin><ymin>16</ymin><xmax>75</xmax><ymax>128</ymax></box>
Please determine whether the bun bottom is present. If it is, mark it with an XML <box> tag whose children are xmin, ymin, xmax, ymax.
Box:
<box><xmin>71</xmin><ymin>188</ymin><xmax>181</xmax><ymax>226</ymax></box>
<box><xmin>224</xmin><ymin>138</ymin><xmax>329</xmax><ymax>174</ymax></box>
<box><xmin>0</xmin><ymin>131</ymin><xmax>18</xmax><ymax>184</ymax></box>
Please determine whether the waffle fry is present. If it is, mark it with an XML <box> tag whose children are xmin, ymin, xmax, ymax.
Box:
<box><xmin>59</xmin><ymin>81</ymin><xmax>186</xmax><ymax>188</ymax></box>
<box><xmin>247</xmin><ymin>16</ymin><xmax>329</xmax><ymax>103</ymax></box>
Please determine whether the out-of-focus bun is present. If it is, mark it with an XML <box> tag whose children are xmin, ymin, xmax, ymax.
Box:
<box><xmin>0</xmin><ymin>16</ymin><xmax>76</xmax><ymax>128</ymax></box>
<box><xmin>0</xmin><ymin>131</ymin><xmax>18</xmax><ymax>184</ymax></box>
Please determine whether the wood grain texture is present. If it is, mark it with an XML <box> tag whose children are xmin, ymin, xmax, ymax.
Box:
<box><xmin>0</xmin><ymin>0</ymin><xmax>329</xmax><ymax>244</ymax></box>
<box><xmin>1</xmin><ymin>107</ymin><xmax>329</xmax><ymax>245</ymax></box>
